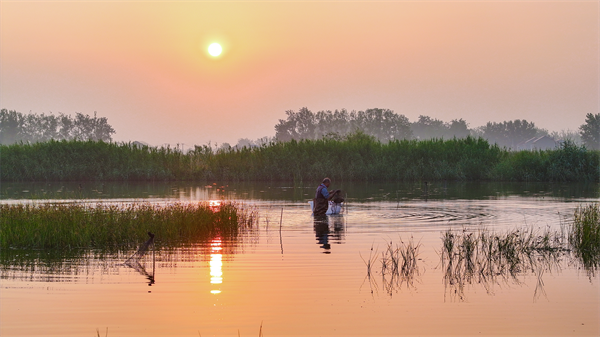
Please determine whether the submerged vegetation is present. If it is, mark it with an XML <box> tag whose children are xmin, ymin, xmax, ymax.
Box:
<box><xmin>1</xmin><ymin>134</ymin><xmax>598</xmax><ymax>182</ymax></box>
<box><xmin>0</xmin><ymin>202</ymin><xmax>257</xmax><ymax>249</ymax></box>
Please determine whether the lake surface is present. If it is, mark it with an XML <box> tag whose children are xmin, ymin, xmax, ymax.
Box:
<box><xmin>1</xmin><ymin>181</ymin><xmax>599</xmax><ymax>336</ymax></box>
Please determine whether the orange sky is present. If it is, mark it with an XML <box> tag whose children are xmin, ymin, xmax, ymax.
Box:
<box><xmin>1</xmin><ymin>1</ymin><xmax>597</xmax><ymax>147</ymax></box>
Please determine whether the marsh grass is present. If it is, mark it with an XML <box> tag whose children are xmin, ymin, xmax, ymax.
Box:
<box><xmin>570</xmin><ymin>203</ymin><xmax>600</xmax><ymax>275</ymax></box>
<box><xmin>96</xmin><ymin>327</ymin><xmax>108</xmax><ymax>337</ymax></box>
<box><xmin>359</xmin><ymin>244</ymin><xmax>378</xmax><ymax>277</ymax></box>
<box><xmin>0</xmin><ymin>201</ymin><xmax>257</xmax><ymax>249</ymax></box>
<box><xmin>2</xmin><ymin>136</ymin><xmax>597</xmax><ymax>182</ymax></box>
<box><xmin>440</xmin><ymin>226</ymin><xmax>569</xmax><ymax>301</ymax></box>
<box><xmin>362</xmin><ymin>237</ymin><xmax>422</xmax><ymax>296</ymax></box>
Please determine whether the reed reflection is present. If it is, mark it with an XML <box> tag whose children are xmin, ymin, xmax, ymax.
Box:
<box><xmin>440</xmin><ymin>228</ymin><xmax>568</xmax><ymax>302</ymax></box>
<box><xmin>313</xmin><ymin>215</ymin><xmax>346</xmax><ymax>253</ymax></box>
<box><xmin>360</xmin><ymin>237</ymin><xmax>422</xmax><ymax>297</ymax></box>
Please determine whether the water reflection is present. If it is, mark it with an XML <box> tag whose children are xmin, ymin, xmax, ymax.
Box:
<box><xmin>360</xmin><ymin>237</ymin><xmax>423</xmax><ymax>297</ymax></box>
<box><xmin>439</xmin><ymin>228</ymin><xmax>570</xmax><ymax>302</ymax></box>
<box><xmin>210</xmin><ymin>237</ymin><xmax>223</xmax><ymax>294</ymax></box>
<box><xmin>313</xmin><ymin>215</ymin><xmax>346</xmax><ymax>253</ymax></box>
<box><xmin>0</xmin><ymin>234</ymin><xmax>253</xmax><ymax>285</ymax></box>
<box><xmin>3</xmin><ymin>181</ymin><xmax>598</xmax><ymax>202</ymax></box>
<box><xmin>124</xmin><ymin>233</ymin><xmax>156</xmax><ymax>287</ymax></box>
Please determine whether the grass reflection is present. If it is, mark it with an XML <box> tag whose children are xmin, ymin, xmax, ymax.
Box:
<box><xmin>440</xmin><ymin>227</ymin><xmax>568</xmax><ymax>301</ymax></box>
<box><xmin>0</xmin><ymin>231</ymin><xmax>257</xmax><ymax>284</ymax></box>
<box><xmin>361</xmin><ymin>236</ymin><xmax>423</xmax><ymax>296</ymax></box>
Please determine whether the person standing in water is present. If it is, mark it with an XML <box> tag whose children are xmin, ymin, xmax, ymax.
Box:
<box><xmin>314</xmin><ymin>178</ymin><xmax>339</xmax><ymax>217</ymax></box>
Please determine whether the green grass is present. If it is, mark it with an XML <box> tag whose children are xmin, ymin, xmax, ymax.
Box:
<box><xmin>0</xmin><ymin>201</ymin><xmax>257</xmax><ymax>249</ymax></box>
<box><xmin>1</xmin><ymin>135</ymin><xmax>598</xmax><ymax>182</ymax></box>
<box><xmin>570</xmin><ymin>203</ymin><xmax>600</xmax><ymax>274</ymax></box>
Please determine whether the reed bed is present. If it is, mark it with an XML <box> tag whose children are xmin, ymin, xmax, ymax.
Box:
<box><xmin>0</xmin><ymin>202</ymin><xmax>257</xmax><ymax>249</ymax></box>
<box><xmin>440</xmin><ymin>227</ymin><xmax>568</xmax><ymax>300</ymax></box>
<box><xmin>569</xmin><ymin>203</ymin><xmax>600</xmax><ymax>274</ymax></box>
<box><xmin>2</xmin><ymin>136</ymin><xmax>597</xmax><ymax>182</ymax></box>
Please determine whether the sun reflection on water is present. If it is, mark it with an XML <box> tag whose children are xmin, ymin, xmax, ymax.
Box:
<box><xmin>210</xmin><ymin>237</ymin><xmax>223</xmax><ymax>294</ymax></box>
<box><xmin>208</xmin><ymin>199</ymin><xmax>222</xmax><ymax>211</ymax></box>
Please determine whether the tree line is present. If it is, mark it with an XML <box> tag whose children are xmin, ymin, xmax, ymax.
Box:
<box><xmin>0</xmin><ymin>109</ymin><xmax>115</xmax><ymax>144</ymax></box>
<box><xmin>272</xmin><ymin>108</ymin><xmax>599</xmax><ymax>150</ymax></box>
<box><xmin>1</xmin><ymin>108</ymin><xmax>598</xmax><ymax>151</ymax></box>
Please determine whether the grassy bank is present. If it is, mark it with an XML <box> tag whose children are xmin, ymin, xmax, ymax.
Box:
<box><xmin>0</xmin><ymin>202</ymin><xmax>256</xmax><ymax>249</ymax></box>
<box><xmin>1</xmin><ymin>135</ymin><xmax>597</xmax><ymax>182</ymax></box>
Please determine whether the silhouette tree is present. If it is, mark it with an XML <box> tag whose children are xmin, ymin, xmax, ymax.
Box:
<box><xmin>410</xmin><ymin>116</ymin><xmax>470</xmax><ymax>140</ymax></box>
<box><xmin>0</xmin><ymin>109</ymin><xmax>115</xmax><ymax>144</ymax></box>
<box><xmin>480</xmin><ymin>119</ymin><xmax>538</xmax><ymax>149</ymax></box>
<box><xmin>579</xmin><ymin>113</ymin><xmax>600</xmax><ymax>150</ymax></box>
<box><xmin>274</xmin><ymin>107</ymin><xmax>412</xmax><ymax>142</ymax></box>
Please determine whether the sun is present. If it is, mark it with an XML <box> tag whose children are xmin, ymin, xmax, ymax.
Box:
<box><xmin>208</xmin><ymin>43</ymin><xmax>222</xmax><ymax>57</ymax></box>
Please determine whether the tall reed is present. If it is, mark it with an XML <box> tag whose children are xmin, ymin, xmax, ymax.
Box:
<box><xmin>569</xmin><ymin>203</ymin><xmax>600</xmax><ymax>274</ymax></box>
<box><xmin>1</xmin><ymin>136</ymin><xmax>597</xmax><ymax>182</ymax></box>
<box><xmin>0</xmin><ymin>202</ymin><xmax>257</xmax><ymax>249</ymax></box>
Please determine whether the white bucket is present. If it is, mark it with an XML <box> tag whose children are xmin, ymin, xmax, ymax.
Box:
<box><xmin>308</xmin><ymin>200</ymin><xmax>343</xmax><ymax>215</ymax></box>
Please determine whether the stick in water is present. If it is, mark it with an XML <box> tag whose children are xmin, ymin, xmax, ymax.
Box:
<box><xmin>279</xmin><ymin>208</ymin><xmax>284</xmax><ymax>254</ymax></box>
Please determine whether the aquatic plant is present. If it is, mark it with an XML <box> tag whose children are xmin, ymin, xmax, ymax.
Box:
<box><xmin>0</xmin><ymin>201</ymin><xmax>257</xmax><ymax>249</ymax></box>
<box><xmin>359</xmin><ymin>244</ymin><xmax>378</xmax><ymax>278</ymax></box>
<box><xmin>440</xmin><ymin>227</ymin><xmax>568</xmax><ymax>301</ymax></box>
<box><xmin>569</xmin><ymin>203</ymin><xmax>600</xmax><ymax>275</ymax></box>
<box><xmin>361</xmin><ymin>236</ymin><xmax>421</xmax><ymax>296</ymax></box>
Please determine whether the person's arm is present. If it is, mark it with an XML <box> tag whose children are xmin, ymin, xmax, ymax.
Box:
<box><xmin>321</xmin><ymin>186</ymin><xmax>330</xmax><ymax>199</ymax></box>
<box><xmin>327</xmin><ymin>189</ymin><xmax>340</xmax><ymax>201</ymax></box>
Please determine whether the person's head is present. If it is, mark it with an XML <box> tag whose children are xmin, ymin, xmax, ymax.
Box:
<box><xmin>322</xmin><ymin>178</ymin><xmax>331</xmax><ymax>187</ymax></box>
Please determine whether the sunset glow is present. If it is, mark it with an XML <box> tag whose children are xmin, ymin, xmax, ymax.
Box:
<box><xmin>1</xmin><ymin>1</ymin><xmax>597</xmax><ymax>150</ymax></box>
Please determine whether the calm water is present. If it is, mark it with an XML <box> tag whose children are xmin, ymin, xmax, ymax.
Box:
<box><xmin>1</xmin><ymin>181</ymin><xmax>599</xmax><ymax>336</ymax></box>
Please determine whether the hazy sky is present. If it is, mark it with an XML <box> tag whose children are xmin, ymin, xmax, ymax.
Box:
<box><xmin>1</xmin><ymin>1</ymin><xmax>598</xmax><ymax>147</ymax></box>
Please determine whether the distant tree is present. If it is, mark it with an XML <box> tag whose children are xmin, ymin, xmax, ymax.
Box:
<box><xmin>410</xmin><ymin>116</ymin><xmax>470</xmax><ymax>140</ymax></box>
<box><xmin>275</xmin><ymin>107</ymin><xmax>315</xmax><ymax>142</ymax></box>
<box><xmin>235</xmin><ymin>138</ymin><xmax>256</xmax><ymax>149</ymax></box>
<box><xmin>351</xmin><ymin>108</ymin><xmax>412</xmax><ymax>141</ymax></box>
<box><xmin>0</xmin><ymin>109</ymin><xmax>24</xmax><ymax>144</ymax></box>
<box><xmin>411</xmin><ymin>115</ymin><xmax>445</xmax><ymax>139</ymax></box>
<box><xmin>448</xmin><ymin>119</ymin><xmax>470</xmax><ymax>138</ymax></box>
<box><xmin>480</xmin><ymin>119</ymin><xmax>538</xmax><ymax>149</ymax></box>
<box><xmin>579</xmin><ymin>113</ymin><xmax>600</xmax><ymax>150</ymax></box>
<box><xmin>217</xmin><ymin>142</ymin><xmax>232</xmax><ymax>153</ymax></box>
<box><xmin>0</xmin><ymin>109</ymin><xmax>115</xmax><ymax>144</ymax></box>
<box><xmin>549</xmin><ymin>129</ymin><xmax>582</xmax><ymax>145</ymax></box>
<box><xmin>274</xmin><ymin>107</ymin><xmax>412</xmax><ymax>142</ymax></box>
